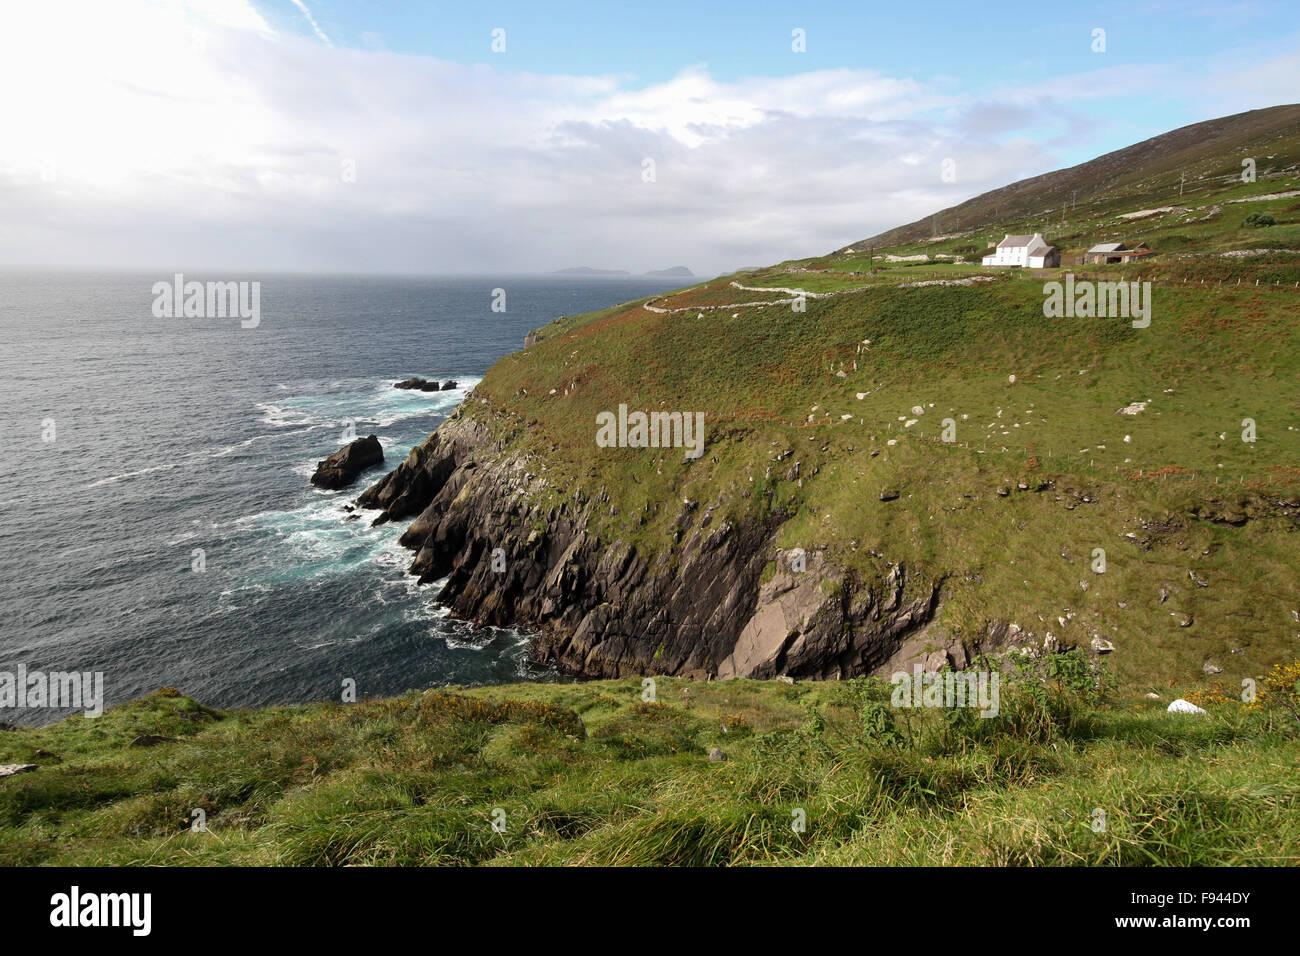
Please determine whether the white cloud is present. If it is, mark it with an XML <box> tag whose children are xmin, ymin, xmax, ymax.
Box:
<box><xmin>1</xmin><ymin>1</ymin><xmax>1292</xmax><ymax>275</ymax></box>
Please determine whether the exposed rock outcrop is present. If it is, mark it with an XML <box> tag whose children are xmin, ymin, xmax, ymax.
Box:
<box><xmin>394</xmin><ymin>377</ymin><xmax>458</xmax><ymax>392</ymax></box>
<box><xmin>356</xmin><ymin>412</ymin><xmax>941</xmax><ymax>680</ymax></box>
<box><xmin>311</xmin><ymin>435</ymin><xmax>383</xmax><ymax>490</ymax></box>
<box><xmin>717</xmin><ymin>551</ymin><xmax>940</xmax><ymax>680</ymax></box>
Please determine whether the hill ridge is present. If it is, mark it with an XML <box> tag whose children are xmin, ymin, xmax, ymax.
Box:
<box><xmin>843</xmin><ymin>104</ymin><xmax>1300</xmax><ymax>251</ymax></box>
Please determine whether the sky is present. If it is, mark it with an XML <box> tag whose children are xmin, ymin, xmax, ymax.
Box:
<box><xmin>1</xmin><ymin>0</ymin><xmax>1297</xmax><ymax>276</ymax></box>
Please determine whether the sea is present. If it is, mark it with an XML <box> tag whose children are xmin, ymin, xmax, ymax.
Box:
<box><xmin>0</xmin><ymin>270</ymin><xmax>685</xmax><ymax>724</ymax></box>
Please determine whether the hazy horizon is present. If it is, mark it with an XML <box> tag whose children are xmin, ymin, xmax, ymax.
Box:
<box><xmin>0</xmin><ymin>263</ymin><xmax>717</xmax><ymax>279</ymax></box>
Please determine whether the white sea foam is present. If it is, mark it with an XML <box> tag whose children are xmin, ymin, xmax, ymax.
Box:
<box><xmin>212</xmin><ymin>434</ymin><xmax>275</xmax><ymax>457</ymax></box>
<box><xmin>257</xmin><ymin>376</ymin><xmax>479</xmax><ymax>429</ymax></box>
<box><xmin>87</xmin><ymin>461</ymin><xmax>183</xmax><ymax>487</ymax></box>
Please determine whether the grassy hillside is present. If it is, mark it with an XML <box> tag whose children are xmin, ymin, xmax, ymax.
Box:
<box><xmin>486</xmin><ymin>273</ymin><xmax>1299</xmax><ymax>688</ymax></box>
<box><xmin>2</xmin><ymin>667</ymin><xmax>1297</xmax><ymax>866</ymax></box>
<box><xmin>490</xmin><ymin>106</ymin><xmax>1300</xmax><ymax>691</ymax></box>
<box><xmin>844</xmin><ymin>103</ymin><xmax>1300</xmax><ymax>250</ymax></box>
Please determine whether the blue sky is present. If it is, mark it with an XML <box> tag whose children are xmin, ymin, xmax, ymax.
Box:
<box><xmin>1</xmin><ymin>0</ymin><xmax>1296</xmax><ymax>274</ymax></box>
<box><xmin>267</xmin><ymin>0</ymin><xmax>1295</xmax><ymax>159</ymax></box>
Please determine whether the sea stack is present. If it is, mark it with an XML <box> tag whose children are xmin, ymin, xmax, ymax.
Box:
<box><xmin>311</xmin><ymin>435</ymin><xmax>383</xmax><ymax>489</ymax></box>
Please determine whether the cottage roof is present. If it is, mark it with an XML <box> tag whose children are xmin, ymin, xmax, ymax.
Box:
<box><xmin>1088</xmin><ymin>242</ymin><xmax>1126</xmax><ymax>253</ymax></box>
<box><xmin>997</xmin><ymin>234</ymin><xmax>1036</xmax><ymax>249</ymax></box>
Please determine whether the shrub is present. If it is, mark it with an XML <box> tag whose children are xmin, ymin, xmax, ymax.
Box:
<box><xmin>845</xmin><ymin>676</ymin><xmax>908</xmax><ymax>747</ymax></box>
<box><xmin>1245</xmin><ymin>659</ymin><xmax>1300</xmax><ymax>731</ymax></box>
<box><xmin>1242</xmin><ymin>212</ymin><xmax>1276</xmax><ymax>228</ymax></box>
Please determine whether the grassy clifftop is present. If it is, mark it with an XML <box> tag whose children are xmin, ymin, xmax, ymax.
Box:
<box><xmin>476</xmin><ymin>269</ymin><xmax>1299</xmax><ymax>687</ymax></box>
<box><xmin>2</xmin><ymin>669</ymin><xmax>1297</xmax><ymax>866</ymax></box>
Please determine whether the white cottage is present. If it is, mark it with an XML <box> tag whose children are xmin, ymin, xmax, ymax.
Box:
<box><xmin>981</xmin><ymin>233</ymin><xmax>1059</xmax><ymax>268</ymax></box>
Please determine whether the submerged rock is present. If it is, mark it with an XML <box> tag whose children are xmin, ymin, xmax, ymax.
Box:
<box><xmin>311</xmin><ymin>435</ymin><xmax>383</xmax><ymax>490</ymax></box>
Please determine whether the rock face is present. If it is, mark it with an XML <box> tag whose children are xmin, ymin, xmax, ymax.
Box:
<box><xmin>311</xmin><ymin>435</ymin><xmax>383</xmax><ymax>490</ymax></box>
<box><xmin>356</xmin><ymin>411</ymin><xmax>942</xmax><ymax>680</ymax></box>
<box><xmin>394</xmin><ymin>377</ymin><xmax>458</xmax><ymax>392</ymax></box>
<box><xmin>395</xmin><ymin>377</ymin><xmax>435</xmax><ymax>391</ymax></box>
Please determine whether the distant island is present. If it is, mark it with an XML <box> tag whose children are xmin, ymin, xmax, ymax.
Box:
<box><xmin>551</xmin><ymin>266</ymin><xmax>695</xmax><ymax>277</ymax></box>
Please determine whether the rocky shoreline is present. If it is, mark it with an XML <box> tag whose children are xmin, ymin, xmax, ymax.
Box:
<box><xmin>355</xmin><ymin>400</ymin><xmax>961</xmax><ymax>680</ymax></box>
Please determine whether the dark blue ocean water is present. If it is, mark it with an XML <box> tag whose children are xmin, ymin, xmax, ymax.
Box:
<box><xmin>0</xmin><ymin>271</ymin><xmax>684</xmax><ymax>724</ymax></box>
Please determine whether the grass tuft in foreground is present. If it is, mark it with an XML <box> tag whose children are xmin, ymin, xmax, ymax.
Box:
<box><xmin>1</xmin><ymin>656</ymin><xmax>1297</xmax><ymax>866</ymax></box>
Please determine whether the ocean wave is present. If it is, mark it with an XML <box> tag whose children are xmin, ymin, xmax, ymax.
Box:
<box><xmin>256</xmin><ymin>376</ymin><xmax>479</xmax><ymax>430</ymax></box>
<box><xmin>213</xmin><ymin>496</ymin><xmax>420</xmax><ymax>592</ymax></box>
<box><xmin>86</xmin><ymin>461</ymin><xmax>183</xmax><ymax>487</ymax></box>
<box><xmin>211</xmin><ymin>434</ymin><xmax>277</xmax><ymax>458</ymax></box>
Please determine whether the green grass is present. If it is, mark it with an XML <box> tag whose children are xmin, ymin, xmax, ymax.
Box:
<box><xmin>2</xmin><ymin>674</ymin><xmax>1296</xmax><ymax>866</ymax></box>
<box><xmin>468</xmin><ymin>265</ymin><xmax>1300</xmax><ymax>690</ymax></box>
